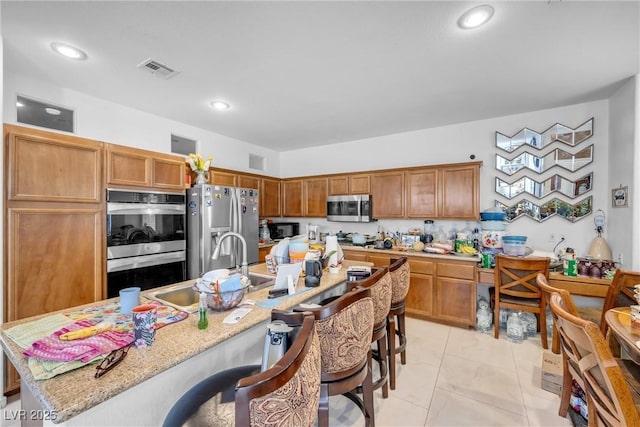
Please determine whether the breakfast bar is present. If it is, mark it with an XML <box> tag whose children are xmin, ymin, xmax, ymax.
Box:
<box><xmin>0</xmin><ymin>263</ymin><xmax>356</xmax><ymax>426</ymax></box>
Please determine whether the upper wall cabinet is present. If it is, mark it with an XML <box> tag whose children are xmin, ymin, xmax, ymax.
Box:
<box><xmin>282</xmin><ymin>179</ymin><xmax>304</xmax><ymax>217</ymax></box>
<box><xmin>440</xmin><ymin>164</ymin><xmax>480</xmax><ymax>219</ymax></box>
<box><xmin>406</xmin><ymin>169</ymin><xmax>438</xmax><ymax>218</ymax></box>
<box><xmin>328</xmin><ymin>174</ymin><xmax>370</xmax><ymax>195</ymax></box>
<box><xmin>304</xmin><ymin>177</ymin><xmax>328</xmax><ymax>217</ymax></box>
<box><xmin>5</xmin><ymin>124</ymin><xmax>102</xmax><ymax>203</ymax></box>
<box><xmin>106</xmin><ymin>143</ymin><xmax>185</xmax><ymax>191</ymax></box>
<box><xmin>371</xmin><ymin>170</ymin><xmax>405</xmax><ymax>218</ymax></box>
<box><xmin>261</xmin><ymin>177</ymin><xmax>282</xmax><ymax>217</ymax></box>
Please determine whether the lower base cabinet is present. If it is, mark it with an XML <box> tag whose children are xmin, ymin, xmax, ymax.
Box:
<box><xmin>343</xmin><ymin>249</ymin><xmax>476</xmax><ymax>327</ymax></box>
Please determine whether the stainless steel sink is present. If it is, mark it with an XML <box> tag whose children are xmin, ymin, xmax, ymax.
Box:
<box><xmin>147</xmin><ymin>273</ymin><xmax>276</xmax><ymax>312</ymax></box>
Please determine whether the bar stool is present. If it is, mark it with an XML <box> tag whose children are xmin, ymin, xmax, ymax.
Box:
<box><xmin>162</xmin><ymin>311</ymin><xmax>320</xmax><ymax>427</ymax></box>
<box><xmin>387</xmin><ymin>257</ymin><xmax>410</xmax><ymax>390</ymax></box>
<box><xmin>346</xmin><ymin>266</ymin><xmax>392</xmax><ymax>399</ymax></box>
<box><xmin>288</xmin><ymin>285</ymin><xmax>375</xmax><ymax>426</ymax></box>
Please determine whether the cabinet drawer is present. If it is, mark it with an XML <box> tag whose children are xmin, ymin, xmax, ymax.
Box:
<box><xmin>408</xmin><ymin>259</ymin><xmax>434</xmax><ymax>275</ymax></box>
<box><xmin>437</xmin><ymin>261</ymin><xmax>475</xmax><ymax>280</ymax></box>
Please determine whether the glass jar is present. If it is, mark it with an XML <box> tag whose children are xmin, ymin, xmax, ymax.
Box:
<box><xmin>476</xmin><ymin>299</ymin><xmax>492</xmax><ymax>334</ymax></box>
<box><xmin>507</xmin><ymin>312</ymin><xmax>524</xmax><ymax>343</ymax></box>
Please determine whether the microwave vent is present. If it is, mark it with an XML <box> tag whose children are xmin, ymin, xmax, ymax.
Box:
<box><xmin>137</xmin><ymin>58</ymin><xmax>179</xmax><ymax>79</ymax></box>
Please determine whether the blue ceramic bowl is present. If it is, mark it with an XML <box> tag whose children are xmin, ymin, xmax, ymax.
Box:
<box><xmin>480</xmin><ymin>211</ymin><xmax>506</xmax><ymax>221</ymax></box>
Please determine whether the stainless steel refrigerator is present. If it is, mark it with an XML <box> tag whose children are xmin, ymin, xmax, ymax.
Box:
<box><xmin>186</xmin><ymin>184</ymin><xmax>259</xmax><ymax>279</ymax></box>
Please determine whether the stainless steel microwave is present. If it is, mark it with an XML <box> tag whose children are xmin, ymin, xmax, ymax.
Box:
<box><xmin>326</xmin><ymin>195</ymin><xmax>373</xmax><ymax>222</ymax></box>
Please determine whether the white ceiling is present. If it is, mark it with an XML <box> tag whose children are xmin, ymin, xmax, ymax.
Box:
<box><xmin>2</xmin><ymin>1</ymin><xmax>638</xmax><ymax>152</ymax></box>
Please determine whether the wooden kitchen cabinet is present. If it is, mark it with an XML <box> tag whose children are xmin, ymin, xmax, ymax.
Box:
<box><xmin>367</xmin><ymin>253</ymin><xmax>391</xmax><ymax>267</ymax></box>
<box><xmin>106</xmin><ymin>143</ymin><xmax>185</xmax><ymax>191</ymax></box>
<box><xmin>237</xmin><ymin>174</ymin><xmax>261</xmax><ymax>190</ymax></box>
<box><xmin>261</xmin><ymin>177</ymin><xmax>282</xmax><ymax>217</ymax></box>
<box><xmin>405</xmin><ymin>168</ymin><xmax>438</xmax><ymax>218</ymax></box>
<box><xmin>434</xmin><ymin>260</ymin><xmax>476</xmax><ymax>327</ymax></box>
<box><xmin>304</xmin><ymin>177</ymin><xmax>328</xmax><ymax>217</ymax></box>
<box><xmin>406</xmin><ymin>258</ymin><xmax>435</xmax><ymax>318</ymax></box>
<box><xmin>6</xmin><ymin>125</ymin><xmax>103</xmax><ymax>203</ymax></box>
<box><xmin>440</xmin><ymin>163</ymin><xmax>480</xmax><ymax>219</ymax></box>
<box><xmin>3</xmin><ymin>125</ymin><xmax>105</xmax><ymax>394</ymax></box>
<box><xmin>371</xmin><ymin>170</ymin><xmax>404</xmax><ymax>218</ymax></box>
<box><xmin>328</xmin><ymin>174</ymin><xmax>371</xmax><ymax>195</ymax></box>
<box><xmin>282</xmin><ymin>179</ymin><xmax>304</xmax><ymax>217</ymax></box>
<box><xmin>209</xmin><ymin>168</ymin><xmax>237</xmax><ymax>186</ymax></box>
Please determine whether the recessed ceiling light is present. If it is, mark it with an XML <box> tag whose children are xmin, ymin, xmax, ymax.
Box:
<box><xmin>16</xmin><ymin>101</ymin><xmax>24</xmax><ymax>108</ymax></box>
<box><xmin>50</xmin><ymin>42</ymin><xmax>87</xmax><ymax>60</ymax></box>
<box><xmin>458</xmin><ymin>5</ymin><xmax>494</xmax><ymax>29</ymax></box>
<box><xmin>45</xmin><ymin>107</ymin><xmax>62</xmax><ymax>116</ymax></box>
<box><xmin>210</xmin><ymin>101</ymin><xmax>230</xmax><ymax>111</ymax></box>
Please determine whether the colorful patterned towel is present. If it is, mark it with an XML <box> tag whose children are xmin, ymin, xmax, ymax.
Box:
<box><xmin>23</xmin><ymin>320</ymin><xmax>134</xmax><ymax>363</ymax></box>
<box><xmin>4</xmin><ymin>299</ymin><xmax>188</xmax><ymax>379</ymax></box>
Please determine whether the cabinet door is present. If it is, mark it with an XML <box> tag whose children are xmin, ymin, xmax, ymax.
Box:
<box><xmin>406</xmin><ymin>169</ymin><xmax>438</xmax><ymax>218</ymax></box>
<box><xmin>349</xmin><ymin>174</ymin><xmax>371</xmax><ymax>194</ymax></box>
<box><xmin>106</xmin><ymin>144</ymin><xmax>151</xmax><ymax>187</ymax></box>
<box><xmin>328</xmin><ymin>175</ymin><xmax>349</xmax><ymax>195</ymax></box>
<box><xmin>152</xmin><ymin>157</ymin><xmax>186</xmax><ymax>191</ymax></box>
<box><xmin>238</xmin><ymin>174</ymin><xmax>261</xmax><ymax>190</ymax></box>
<box><xmin>371</xmin><ymin>171</ymin><xmax>404</xmax><ymax>218</ymax></box>
<box><xmin>406</xmin><ymin>273</ymin><xmax>434</xmax><ymax>318</ymax></box>
<box><xmin>261</xmin><ymin>178</ymin><xmax>282</xmax><ymax>217</ymax></box>
<box><xmin>210</xmin><ymin>169</ymin><xmax>237</xmax><ymax>186</ymax></box>
<box><xmin>367</xmin><ymin>254</ymin><xmax>391</xmax><ymax>267</ymax></box>
<box><xmin>6</xmin><ymin>125</ymin><xmax>102</xmax><ymax>203</ymax></box>
<box><xmin>440</xmin><ymin>164</ymin><xmax>479</xmax><ymax>219</ymax></box>
<box><xmin>343</xmin><ymin>251</ymin><xmax>369</xmax><ymax>262</ymax></box>
<box><xmin>6</xmin><ymin>208</ymin><xmax>104</xmax><ymax>320</ymax></box>
<box><xmin>282</xmin><ymin>179</ymin><xmax>304</xmax><ymax>217</ymax></box>
<box><xmin>435</xmin><ymin>277</ymin><xmax>475</xmax><ymax>326</ymax></box>
<box><xmin>304</xmin><ymin>177</ymin><xmax>328</xmax><ymax>217</ymax></box>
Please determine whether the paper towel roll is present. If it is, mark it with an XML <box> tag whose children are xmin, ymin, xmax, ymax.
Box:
<box><xmin>325</xmin><ymin>235</ymin><xmax>339</xmax><ymax>267</ymax></box>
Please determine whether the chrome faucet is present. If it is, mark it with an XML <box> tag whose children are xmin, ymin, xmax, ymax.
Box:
<box><xmin>212</xmin><ymin>231</ymin><xmax>249</xmax><ymax>278</ymax></box>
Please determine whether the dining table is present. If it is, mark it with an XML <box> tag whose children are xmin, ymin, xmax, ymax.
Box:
<box><xmin>604</xmin><ymin>307</ymin><xmax>640</xmax><ymax>365</ymax></box>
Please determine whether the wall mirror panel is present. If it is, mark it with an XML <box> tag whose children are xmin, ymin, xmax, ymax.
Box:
<box><xmin>496</xmin><ymin>172</ymin><xmax>592</xmax><ymax>199</ymax></box>
<box><xmin>496</xmin><ymin>118</ymin><xmax>593</xmax><ymax>152</ymax></box>
<box><xmin>496</xmin><ymin>196</ymin><xmax>592</xmax><ymax>222</ymax></box>
<box><xmin>495</xmin><ymin>145</ymin><xmax>593</xmax><ymax>175</ymax></box>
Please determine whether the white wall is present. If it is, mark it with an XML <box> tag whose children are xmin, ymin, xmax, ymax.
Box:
<box><xmin>0</xmin><ymin>2</ymin><xmax>6</xmax><ymax>408</ymax></box>
<box><xmin>3</xmin><ymin>74</ymin><xmax>282</xmax><ymax>177</ymax></box>
<box><xmin>282</xmin><ymin>101</ymin><xmax>611</xmax><ymax>259</ymax></box>
<box><xmin>608</xmin><ymin>75</ymin><xmax>637</xmax><ymax>269</ymax></box>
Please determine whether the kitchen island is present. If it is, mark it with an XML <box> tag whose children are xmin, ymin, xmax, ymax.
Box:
<box><xmin>0</xmin><ymin>262</ymin><xmax>359</xmax><ymax>426</ymax></box>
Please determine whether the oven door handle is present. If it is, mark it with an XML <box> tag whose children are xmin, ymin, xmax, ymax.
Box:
<box><xmin>107</xmin><ymin>251</ymin><xmax>186</xmax><ymax>273</ymax></box>
<box><xmin>107</xmin><ymin>203</ymin><xmax>185</xmax><ymax>215</ymax></box>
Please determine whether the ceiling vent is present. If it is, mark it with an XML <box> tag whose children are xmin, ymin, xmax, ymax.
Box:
<box><xmin>137</xmin><ymin>58</ymin><xmax>179</xmax><ymax>79</ymax></box>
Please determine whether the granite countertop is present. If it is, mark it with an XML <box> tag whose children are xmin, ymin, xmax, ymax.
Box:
<box><xmin>0</xmin><ymin>262</ymin><xmax>355</xmax><ymax>424</ymax></box>
<box><xmin>340</xmin><ymin>244</ymin><xmax>481</xmax><ymax>263</ymax></box>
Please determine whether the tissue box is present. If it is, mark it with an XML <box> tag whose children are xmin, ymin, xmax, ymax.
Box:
<box><xmin>541</xmin><ymin>351</ymin><xmax>563</xmax><ymax>395</ymax></box>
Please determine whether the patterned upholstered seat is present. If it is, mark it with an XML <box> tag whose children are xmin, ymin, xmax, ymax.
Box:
<box><xmin>162</xmin><ymin>312</ymin><xmax>320</xmax><ymax>427</ymax></box>
<box><xmin>346</xmin><ymin>266</ymin><xmax>392</xmax><ymax>399</ymax></box>
<box><xmin>387</xmin><ymin>257</ymin><xmax>410</xmax><ymax>390</ymax></box>
<box><xmin>287</xmin><ymin>285</ymin><xmax>375</xmax><ymax>426</ymax></box>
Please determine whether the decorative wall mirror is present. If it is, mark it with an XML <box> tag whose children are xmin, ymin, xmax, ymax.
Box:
<box><xmin>495</xmin><ymin>145</ymin><xmax>593</xmax><ymax>175</ymax></box>
<box><xmin>496</xmin><ymin>196</ymin><xmax>592</xmax><ymax>222</ymax></box>
<box><xmin>496</xmin><ymin>172</ymin><xmax>592</xmax><ymax>199</ymax></box>
<box><xmin>496</xmin><ymin>117</ymin><xmax>593</xmax><ymax>152</ymax></box>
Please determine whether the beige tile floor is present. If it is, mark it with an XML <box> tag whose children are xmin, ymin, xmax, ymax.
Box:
<box><xmin>3</xmin><ymin>317</ymin><xmax>573</xmax><ymax>427</ymax></box>
<box><xmin>326</xmin><ymin>317</ymin><xmax>573</xmax><ymax>427</ymax></box>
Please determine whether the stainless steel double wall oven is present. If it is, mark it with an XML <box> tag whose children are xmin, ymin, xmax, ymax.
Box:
<box><xmin>106</xmin><ymin>189</ymin><xmax>186</xmax><ymax>298</ymax></box>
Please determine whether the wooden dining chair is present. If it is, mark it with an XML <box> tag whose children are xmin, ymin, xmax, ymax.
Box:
<box><xmin>536</xmin><ymin>273</ymin><xmax>602</xmax><ymax>354</ymax></box>
<box><xmin>162</xmin><ymin>312</ymin><xmax>320</xmax><ymax>427</ymax></box>
<box><xmin>600</xmin><ymin>269</ymin><xmax>640</xmax><ymax>338</ymax></box>
<box><xmin>492</xmin><ymin>254</ymin><xmax>550</xmax><ymax>348</ymax></box>
<box><xmin>549</xmin><ymin>292</ymin><xmax>640</xmax><ymax>426</ymax></box>
<box><xmin>536</xmin><ymin>274</ymin><xmax>586</xmax><ymax>417</ymax></box>
<box><xmin>387</xmin><ymin>257</ymin><xmax>410</xmax><ymax>391</ymax></box>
